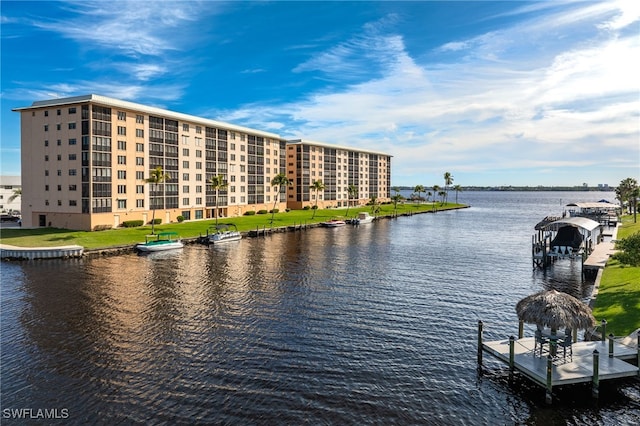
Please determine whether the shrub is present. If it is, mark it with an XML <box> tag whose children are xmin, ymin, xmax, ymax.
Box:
<box><xmin>257</xmin><ymin>209</ymin><xmax>268</xmax><ymax>215</ymax></box>
<box><xmin>269</xmin><ymin>209</ymin><xmax>279</xmax><ymax>214</ymax></box>
<box><xmin>285</xmin><ymin>208</ymin><xmax>290</xmax><ymax>212</ymax></box>
<box><xmin>244</xmin><ymin>211</ymin><xmax>256</xmax><ymax>216</ymax></box>
<box><xmin>303</xmin><ymin>206</ymin><xmax>310</xmax><ymax>210</ymax></box>
<box><xmin>122</xmin><ymin>220</ymin><xmax>144</xmax><ymax>228</ymax></box>
<box><xmin>613</xmin><ymin>231</ymin><xmax>640</xmax><ymax>266</ymax></box>
<box><xmin>148</xmin><ymin>218</ymin><xmax>162</xmax><ymax>225</ymax></box>
<box><xmin>177</xmin><ymin>215</ymin><xmax>184</xmax><ymax>222</ymax></box>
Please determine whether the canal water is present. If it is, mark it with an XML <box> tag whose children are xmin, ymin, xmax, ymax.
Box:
<box><xmin>2</xmin><ymin>191</ymin><xmax>638</xmax><ymax>424</ymax></box>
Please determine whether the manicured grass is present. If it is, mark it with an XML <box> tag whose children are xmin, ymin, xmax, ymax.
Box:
<box><xmin>0</xmin><ymin>202</ymin><xmax>465</xmax><ymax>250</ymax></box>
<box><xmin>592</xmin><ymin>215</ymin><xmax>640</xmax><ymax>337</ymax></box>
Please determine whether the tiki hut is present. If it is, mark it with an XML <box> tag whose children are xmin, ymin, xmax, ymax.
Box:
<box><xmin>515</xmin><ymin>289</ymin><xmax>596</xmax><ymax>331</ymax></box>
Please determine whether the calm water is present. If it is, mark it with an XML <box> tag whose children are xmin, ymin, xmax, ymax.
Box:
<box><xmin>2</xmin><ymin>191</ymin><xmax>638</xmax><ymax>425</ymax></box>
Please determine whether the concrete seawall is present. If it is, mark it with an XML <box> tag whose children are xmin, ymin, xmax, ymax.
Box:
<box><xmin>0</xmin><ymin>244</ymin><xmax>84</xmax><ymax>260</ymax></box>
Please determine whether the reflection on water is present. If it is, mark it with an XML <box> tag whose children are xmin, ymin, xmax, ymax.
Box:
<box><xmin>1</xmin><ymin>192</ymin><xmax>638</xmax><ymax>424</ymax></box>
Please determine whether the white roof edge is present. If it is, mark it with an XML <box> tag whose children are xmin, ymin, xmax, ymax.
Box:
<box><xmin>287</xmin><ymin>138</ymin><xmax>392</xmax><ymax>157</ymax></box>
<box><xmin>547</xmin><ymin>217</ymin><xmax>601</xmax><ymax>232</ymax></box>
<box><xmin>12</xmin><ymin>94</ymin><xmax>282</xmax><ymax>139</ymax></box>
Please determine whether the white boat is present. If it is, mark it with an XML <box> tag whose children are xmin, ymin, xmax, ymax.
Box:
<box><xmin>355</xmin><ymin>212</ymin><xmax>375</xmax><ymax>224</ymax></box>
<box><xmin>207</xmin><ymin>224</ymin><xmax>242</xmax><ymax>244</ymax></box>
<box><xmin>320</xmin><ymin>219</ymin><xmax>346</xmax><ymax>227</ymax></box>
<box><xmin>136</xmin><ymin>232</ymin><xmax>184</xmax><ymax>252</ymax></box>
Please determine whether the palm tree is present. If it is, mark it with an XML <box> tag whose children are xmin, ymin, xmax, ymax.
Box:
<box><xmin>438</xmin><ymin>190</ymin><xmax>447</xmax><ymax>205</ymax></box>
<box><xmin>452</xmin><ymin>184</ymin><xmax>463</xmax><ymax>204</ymax></box>
<box><xmin>443</xmin><ymin>172</ymin><xmax>453</xmax><ymax>204</ymax></box>
<box><xmin>391</xmin><ymin>192</ymin><xmax>403</xmax><ymax>215</ymax></box>
<box><xmin>414</xmin><ymin>185</ymin><xmax>425</xmax><ymax>204</ymax></box>
<box><xmin>8</xmin><ymin>188</ymin><xmax>22</xmax><ymax>203</ymax></box>
<box><xmin>310</xmin><ymin>180</ymin><xmax>325</xmax><ymax>219</ymax></box>
<box><xmin>369</xmin><ymin>195</ymin><xmax>380</xmax><ymax>214</ymax></box>
<box><xmin>209</xmin><ymin>174</ymin><xmax>228</xmax><ymax>227</ymax></box>
<box><xmin>145</xmin><ymin>166</ymin><xmax>171</xmax><ymax>234</ymax></box>
<box><xmin>616</xmin><ymin>177</ymin><xmax>639</xmax><ymax>222</ymax></box>
<box><xmin>426</xmin><ymin>191</ymin><xmax>432</xmax><ymax>202</ymax></box>
<box><xmin>432</xmin><ymin>185</ymin><xmax>440</xmax><ymax>204</ymax></box>
<box><xmin>346</xmin><ymin>184</ymin><xmax>358</xmax><ymax>217</ymax></box>
<box><xmin>270</xmin><ymin>173</ymin><xmax>290</xmax><ymax>225</ymax></box>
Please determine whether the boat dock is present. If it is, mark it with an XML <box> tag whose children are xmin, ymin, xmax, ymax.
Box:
<box><xmin>478</xmin><ymin>321</ymin><xmax>639</xmax><ymax>403</ymax></box>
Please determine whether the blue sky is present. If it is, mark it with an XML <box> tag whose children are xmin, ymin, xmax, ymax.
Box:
<box><xmin>1</xmin><ymin>1</ymin><xmax>638</xmax><ymax>187</ymax></box>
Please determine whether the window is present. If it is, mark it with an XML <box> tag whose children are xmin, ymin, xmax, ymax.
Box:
<box><xmin>116</xmin><ymin>126</ymin><xmax>126</xmax><ymax>135</ymax></box>
<box><xmin>230</xmin><ymin>154</ymin><xmax>236</xmax><ymax>161</ymax></box>
<box><xmin>118</xmin><ymin>170</ymin><xmax>126</xmax><ymax>179</ymax></box>
<box><xmin>182</xmin><ymin>185</ymin><xmax>189</xmax><ymax>193</ymax></box>
<box><xmin>182</xmin><ymin>161</ymin><xmax>189</xmax><ymax>168</ymax></box>
<box><xmin>45</xmin><ymin>170</ymin><xmax>49</xmax><ymax>176</ymax></box>
<box><xmin>136</xmin><ymin>171</ymin><xmax>144</xmax><ymax>179</ymax></box>
<box><xmin>69</xmin><ymin>200</ymin><xmax>77</xmax><ymax>206</ymax></box>
<box><xmin>118</xmin><ymin>200</ymin><xmax>127</xmax><ymax>209</ymax></box>
<box><xmin>68</xmin><ymin>122</ymin><xmax>76</xmax><ymax>130</ymax></box>
<box><xmin>230</xmin><ymin>176</ymin><xmax>236</xmax><ymax>182</ymax></box>
<box><xmin>195</xmin><ymin>174</ymin><xmax>202</xmax><ymax>181</ymax></box>
<box><xmin>195</xmin><ymin>161</ymin><xmax>202</xmax><ymax>169</ymax></box>
<box><xmin>136</xmin><ymin>143</ymin><xmax>144</xmax><ymax>152</ymax></box>
<box><xmin>57</xmin><ymin>170</ymin><xmax>62</xmax><ymax>176</ymax></box>
<box><xmin>195</xmin><ymin>126</ymin><xmax>202</xmax><ymax>134</ymax></box>
<box><xmin>68</xmin><ymin>107</ymin><xmax>76</xmax><ymax>114</ymax></box>
<box><xmin>57</xmin><ymin>154</ymin><xmax>62</xmax><ymax>161</ymax></box>
<box><xmin>45</xmin><ymin>110</ymin><xmax>49</xmax><ymax>117</ymax></box>
<box><xmin>182</xmin><ymin>197</ymin><xmax>190</xmax><ymax>206</ymax></box>
<box><xmin>230</xmin><ymin>133</ymin><xmax>236</xmax><ymax>141</ymax></box>
<box><xmin>230</xmin><ymin>185</ymin><xmax>236</xmax><ymax>192</ymax></box>
<box><xmin>136</xmin><ymin>185</ymin><xmax>144</xmax><ymax>194</ymax></box>
<box><xmin>117</xmin><ymin>155</ymin><xmax>126</xmax><ymax>165</ymax></box>
<box><xmin>45</xmin><ymin>140</ymin><xmax>49</xmax><ymax>146</ymax></box>
<box><xmin>45</xmin><ymin>155</ymin><xmax>49</xmax><ymax>161</ymax></box>
<box><xmin>136</xmin><ymin>157</ymin><xmax>144</xmax><ymax>165</ymax></box>
<box><xmin>117</xmin><ymin>111</ymin><xmax>126</xmax><ymax>120</ymax></box>
<box><xmin>69</xmin><ymin>184</ymin><xmax>77</xmax><ymax>191</ymax></box>
<box><xmin>136</xmin><ymin>114</ymin><xmax>144</xmax><ymax>124</ymax></box>
<box><xmin>182</xmin><ymin>135</ymin><xmax>189</xmax><ymax>145</ymax></box>
<box><xmin>69</xmin><ymin>154</ymin><xmax>76</xmax><ymax>160</ymax></box>
<box><xmin>136</xmin><ymin>129</ymin><xmax>144</xmax><ymax>138</ymax></box>
<box><xmin>69</xmin><ymin>169</ymin><xmax>77</xmax><ymax>176</ymax></box>
<box><xmin>58</xmin><ymin>200</ymin><xmax>62</xmax><ymax>206</ymax></box>
<box><xmin>195</xmin><ymin>197</ymin><xmax>202</xmax><ymax>205</ymax></box>
<box><xmin>117</xmin><ymin>140</ymin><xmax>126</xmax><ymax>150</ymax></box>
<box><xmin>230</xmin><ymin>196</ymin><xmax>236</xmax><ymax>203</ymax></box>
<box><xmin>230</xmin><ymin>143</ymin><xmax>236</xmax><ymax>150</ymax></box>
<box><xmin>45</xmin><ymin>185</ymin><xmax>49</xmax><ymax>191</ymax></box>
<box><xmin>44</xmin><ymin>125</ymin><xmax>49</xmax><ymax>131</ymax></box>
<box><xmin>195</xmin><ymin>137</ymin><xmax>202</xmax><ymax>146</ymax></box>
<box><xmin>183</xmin><ymin>123</ymin><xmax>189</xmax><ymax>132</ymax></box>
<box><xmin>57</xmin><ymin>139</ymin><xmax>62</xmax><ymax>146</ymax></box>
<box><xmin>57</xmin><ymin>185</ymin><xmax>62</xmax><ymax>191</ymax></box>
<box><xmin>136</xmin><ymin>199</ymin><xmax>144</xmax><ymax>208</ymax></box>
<box><xmin>57</xmin><ymin>124</ymin><xmax>61</xmax><ymax>130</ymax></box>
<box><xmin>69</xmin><ymin>138</ymin><xmax>76</xmax><ymax>145</ymax></box>
<box><xmin>196</xmin><ymin>185</ymin><xmax>202</xmax><ymax>193</ymax></box>
<box><xmin>57</xmin><ymin>109</ymin><xmax>61</xmax><ymax>116</ymax></box>
<box><xmin>182</xmin><ymin>173</ymin><xmax>189</xmax><ymax>181</ymax></box>
<box><xmin>118</xmin><ymin>185</ymin><xmax>126</xmax><ymax>194</ymax></box>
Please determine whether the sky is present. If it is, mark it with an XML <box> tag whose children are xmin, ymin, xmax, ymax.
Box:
<box><xmin>1</xmin><ymin>0</ymin><xmax>638</xmax><ymax>188</ymax></box>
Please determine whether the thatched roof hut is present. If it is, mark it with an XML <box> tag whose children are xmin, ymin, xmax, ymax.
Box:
<box><xmin>515</xmin><ymin>289</ymin><xmax>596</xmax><ymax>331</ymax></box>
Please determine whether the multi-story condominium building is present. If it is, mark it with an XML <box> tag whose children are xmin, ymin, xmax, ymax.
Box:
<box><xmin>13</xmin><ymin>95</ymin><xmax>392</xmax><ymax>231</ymax></box>
<box><xmin>286</xmin><ymin>139</ymin><xmax>391</xmax><ymax>210</ymax></box>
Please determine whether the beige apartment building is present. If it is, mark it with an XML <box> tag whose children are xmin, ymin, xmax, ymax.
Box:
<box><xmin>286</xmin><ymin>140</ymin><xmax>391</xmax><ymax>210</ymax></box>
<box><xmin>13</xmin><ymin>95</ymin><xmax>391</xmax><ymax>231</ymax></box>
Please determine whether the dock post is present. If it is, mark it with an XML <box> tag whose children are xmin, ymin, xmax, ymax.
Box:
<box><xmin>509</xmin><ymin>336</ymin><xmax>515</xmax><ymax>371</ymax></box>
<box><xmin>477</xmin><ymin>321</ymin><xmax>483</xmax><ymax>366</ymax></box>
<box><xmin>592</xmin><ymin>350</ymin><xmax>600</xmax><ymax>399</ymax></box>
<box><xmin>608</xmin><ymin>333</ymin><xmax>614</xmax><ymax>357</ymax></box>
<box><xmin>545</xmin><ymin>356</ymin><xmax>553</xmax><ymax>404</ymax></box>
<box><xmin>572</xmin><ymin>328</ymin><xmax>578</xmax><ymax>343</ymax></box>
<box><xmin>518</xmin><ymin>320</ymin><xmax>524</xmax><ymax>339</ymax></box>
<box><xmin>637</xmin><ymin>332</ymin><xmax>640</xmax><ymax>376</ymax></box>
<box><xmin>601</xmin><ymin>320</ymin><xmax>607</xmax><ymax>341</ymax></box>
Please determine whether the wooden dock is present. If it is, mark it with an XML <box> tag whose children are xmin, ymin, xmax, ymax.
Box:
<box><xmin>478</xmin><ymin>322</ymin><xmax>639</xmax><ymax>403</ymax></box>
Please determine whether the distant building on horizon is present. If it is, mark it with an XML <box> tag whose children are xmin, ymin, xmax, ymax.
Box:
<box><xmin>13</xmin><ymin>94</ymin><xmax>391</xmax><ymax>230</ymax></box>
<box><xmin>0</xmin><ymin>175</ymin><xmax>22</xmax><ymax>213</ymax></box>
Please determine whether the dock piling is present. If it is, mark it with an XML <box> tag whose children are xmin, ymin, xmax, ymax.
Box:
<box><xmin>518</xmin><ymin>320</ymin><xmax>523</xmax><ymax>339</ymax></box>
<box><xmin>545</xmin><ymin>356</ymin><xmax>553</xmax><ymax>404</ymax></box>
<box><xmin>608</xmin><ymin>334</ymin><xmax>614</xmax><ymax>357</ymax></box>
<box><xmin>592</xmin><ymin>350</ymin><xmax>600</xmax><ymax>399</ymax></box>
<box><xmin>509</xmin><ymin>336</ymin><xmax>515</xmax><ymax>371</ymax></box>
<box><xmin>601</xmin><ymin>320</ymin><xmax>607</xmax><ymax>341</ymax></box>
<box><xmin>477</xmin><ymin>321</ymin><xmax>483</xmax><ymax>365</ymax></box>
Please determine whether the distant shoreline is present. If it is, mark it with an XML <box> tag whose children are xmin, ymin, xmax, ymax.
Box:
<box><xmin>398</xmin><ymin>186</ymin><xmax>614</xmax><ymax>192</ymax></box>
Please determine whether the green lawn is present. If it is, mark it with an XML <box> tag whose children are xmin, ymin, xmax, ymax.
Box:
<box><xmin>592</xmin><ymin>215</ymin><xmax>640</xmax><ymax>337</ymax></box>
<box><xmin>0</xmin><ymin>202</ymin><xmax>465</xmax><ymax>250</ymax></box>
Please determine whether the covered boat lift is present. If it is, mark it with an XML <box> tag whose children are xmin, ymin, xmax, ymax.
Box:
<box><xmin>532</xmin><ymin>217</ymin><xmax>602</xmax><ymax>269</ymax></box>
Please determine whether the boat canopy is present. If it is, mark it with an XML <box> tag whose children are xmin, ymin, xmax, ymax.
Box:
<box><xmin>550</xmin><ymin>225</ymin><xmax>583</xmax><ymax>249</ymax></box>
<box><xmin>542</xmin><ymin>217</ymin><xmax>601</xmax><ymax>232</ymax></box>
<box><xmin>565</xmin><ymin>202</ymin><xmax>619</xmax><ymax>210</ymax></box>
